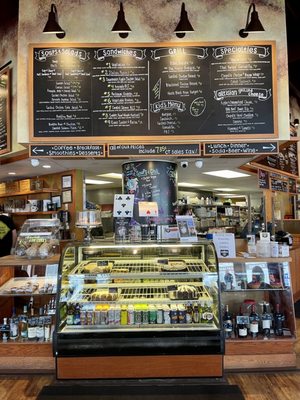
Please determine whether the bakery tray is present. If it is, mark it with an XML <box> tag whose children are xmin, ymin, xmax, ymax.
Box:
<box><xmin>0</xmin><ymin>277</ymin><xmax>57</xmax><ymax>295</ymax></box>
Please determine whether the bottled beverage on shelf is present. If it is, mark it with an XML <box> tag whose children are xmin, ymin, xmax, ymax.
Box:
<box><xmin>261</xmin><ymin>303</ymin><xmax>272</xmax><ymax>337</ymax></box>
<box><xmin>203</xmin><ymin>301</ymin><xmax>214</xmax><ymax>324</ymax></box>
<box><xmin>19</xmin><ymin>305</ymin><xmax>28</xmax><ymax>341</ymax></box>
<box><xmin>73</xmin><ymin>303</ymin><xmax>81</xmax><ymax>325</ymax></box>
<box><xmin>66</xmin><ymin>303</ymin><xmax>74</xmax><ymax>325</ymax></box>
<box><xmin>27</xmin><ymin>308</ymin><xmax>37</xmax><ymax>341</ymax></box>
<box><xmin>36</xmin><ymin>308</ymin><xmax>45</xmax><ymax>342</ymax></box>
<box><xmin>273</xmin><ymin>303</ymin><xmax>285</xmax><ymax>336</ymax></box>
<box><xmin>44</xmin><ymin>316</ymin><xmax>52</xmax><ymax>342</ymax></box>
<box><xmin>9</xmin><ymin>307</ymin><xmax>19</xmax><ymax>341</ymax></box>
<box><xmin>222</xmin><ymin>304</ymin><xmax>233</xmax><ymax>339</ymax></box>
<box><xmin>1</xmin><ymin>318</ymin><xmax>10</xmax><ymax>342</ymax></box>
<box><xmin>249</xmin><ymin>304</ymin><xmax>260</xmax><ymax>338</ymax></box>
<box><xmin>192</xmin><ymin>302</ymin><xmax>200</xmax><ymax>323</ymax></box>
<box><xmin>185</xmin><ymin>303</ymin><xmax>193</xmax><ymax>324</ymax></box>
<box><xmin>236</xmin><ymin>308</ymin><xmax>248</xmax><ymax>339</ymax></box>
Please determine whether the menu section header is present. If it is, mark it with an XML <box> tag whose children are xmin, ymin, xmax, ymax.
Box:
<box><xmin>30</xmin><ymin>42</ymin><xmax>277</xmax><ymax>143</ymax></box>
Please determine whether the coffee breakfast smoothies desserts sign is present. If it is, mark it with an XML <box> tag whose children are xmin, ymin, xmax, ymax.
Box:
<box><xmin>29</xmin><ymin>42</ymin><xmax>277</xmax><ymax>143</ymax></box>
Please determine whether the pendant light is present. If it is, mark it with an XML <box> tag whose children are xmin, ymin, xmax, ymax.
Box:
<box><xmin>111</xmin><ymin>2</ymin><xmax>131</xmax><ymax>39</ymax></box>
<box><xmin>239</xmin><ymin>3</ymin><xmax>265</xmax><ymax>38</ymax></box>
<box><xmin>174</xmin><ymin>3</ymin><xmax>194</xmax><ymax>38</ymax></box>
<box><xmin>43</xmin><ymin>3</ymin><xmax>66</xmax><ymax>39</ymax></box>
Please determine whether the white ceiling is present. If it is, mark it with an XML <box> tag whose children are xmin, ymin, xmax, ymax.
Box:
<box><xmin>0</xmin><ymin>154</ymin><xmax>260</xmax><ymax>195</ymax></box>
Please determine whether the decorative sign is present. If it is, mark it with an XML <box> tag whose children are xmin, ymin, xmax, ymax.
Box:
<box><xmin>252</xmin><ymin>141</ymin><xmax>299</xmax><ymax>177</ymax></box>
<box><xmin>29</xmin><ymin>144</ymin><xmax>104</xmax><ymax>158</ymax></box>
<box><xmin>0</xmin><ymin>67</ymin><xmax>11</xmax><ymax>155</ymax></box>
<box><xmin>30</xmin><ymin>42</ymin><xmax>277</xmax><ymax>143</ymax></box>
<box><xmin>176</xmin><ymin>215</ymin><xmax>197</xmax><ymax>242</ymax></box>
<box><xmin>108</xmin><ymin>143</ymin><xmax>200</xmax><ymax>157</ymax></box>
<box><xmin>258</xmin><ymin>169</ymin><xmax>269</xmax><ymax>189</ymax></box>
<box><xmin>270</xmin><ymin>174</ymin><xmax>288</xmax><ymax>193</ymax></box>
<box><xmin>204</xmin><ymin>141</ymin><xmax>278</xmax><ymax>156</ymax></box>
<box><xmin>113</xmin><ymin>194</ymin><xmax>134</xmax><ymax>218</ymax></box>
<box><xmin>138</xmin><ymin>201</ymin><xmax>158</xmax><ymax>217</ymax></box>
<box><xmin>288</xmin><ymin>178</ymin><xmax>297</xmax><ymax>194</ymax></box>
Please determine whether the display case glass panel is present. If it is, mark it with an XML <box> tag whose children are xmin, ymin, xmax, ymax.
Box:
<box><xmin>54</xmin><ymin>241</ymin><xmax>223</xmax><ymax>357</ymax></box>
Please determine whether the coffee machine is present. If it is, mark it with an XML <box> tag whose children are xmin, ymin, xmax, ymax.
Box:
<box><xmin>58</xmin><ymin>209</ymin><xmax>71</xmax><ymax>239</ymax></box>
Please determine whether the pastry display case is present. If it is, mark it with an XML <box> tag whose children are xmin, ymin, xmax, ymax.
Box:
<box><xmin>15</xmin><ymin>218</ymin><xmax>60</xmax><ymax>259</ymax></box>
<box><xmin>53</xmin><ymin>240</ymin><xmax>224</xmax><ymax>379</ymax></box>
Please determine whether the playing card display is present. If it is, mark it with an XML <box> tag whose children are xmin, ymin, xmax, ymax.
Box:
<box><xmin>113</xmin><ymin>194</ymin><xmax>134</xmax><ymax>218</ymax></box>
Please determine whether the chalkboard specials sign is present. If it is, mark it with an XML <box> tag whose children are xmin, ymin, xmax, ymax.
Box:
<box><xmin>251</xmin><ymin>140</ymin><xmax>299</xmax><ymax>178</ymax></box>
<box><xmin>29</xmin><ymin>42</ymin><xmax>277</xmax><ymax>143</ymax></box>
<box><xmin>0</xmin><ymin>67</ymin><xmax>11</xmax><ymax>155</ymax></box>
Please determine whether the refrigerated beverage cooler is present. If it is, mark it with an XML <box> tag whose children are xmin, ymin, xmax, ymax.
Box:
<box><xmin>53</xmin><ymin>240</ymin><xmax>224</xmax><ymax>379</ymax></box>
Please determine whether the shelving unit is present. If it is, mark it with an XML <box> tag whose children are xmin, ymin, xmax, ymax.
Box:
<box><xmin>219</xmin><ymin>256</ymin><xmax>297</xmax><ymax>370</ymax></box>
<box><xmin>0</xmin><ymin>254</ymin><xmax>59</xmax><ymax>372</ymax></box>
<box><xmin>179</xmin><ymin>204</ymin><xmax>248</xmax><ymax>233</ymax></box>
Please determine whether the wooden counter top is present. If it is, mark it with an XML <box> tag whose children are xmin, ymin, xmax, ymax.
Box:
<box><xmin>0</xmin><ymin>254</ymin><xmax>60</xmax><ymax>266</ymax></box>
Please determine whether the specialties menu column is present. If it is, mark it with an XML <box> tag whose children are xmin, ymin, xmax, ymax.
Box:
<box><xmin>92</xmin><ymin>48</ymin><xmax>148</xmax><ymax>135</ymax></box>
<box><xmin>210</xmin><ymin>45</ymin><xmax>274</xmax><ymax>135</ymax></box>
<box><xmin>33</xmin><ymin>48</ymin><xmax>92</xmax><ymax>137</ymax></box>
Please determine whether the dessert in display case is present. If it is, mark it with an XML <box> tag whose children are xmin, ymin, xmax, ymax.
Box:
<box><xmin>75</xmin><ymin>210</ymin><xmax>102</xmax><ymax>241</ymax></box>
<box><xmin>54</xmin><ymin>241</ymin><xmax>223</xmax><ymax>379</ymax></box>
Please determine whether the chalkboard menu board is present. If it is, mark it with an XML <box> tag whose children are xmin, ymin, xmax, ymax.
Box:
<box><xmin>270</xmin><ymin>174</ymin><xmax>289</xmax><ymax>193</ymax></box>
<box><xmin>258</xmin><ymin>169</ymin><xmax>269</xmax><ymax>189</ymax></box>
<box><xmin>30</xmin><ymin>42</ymin><xmax>277</xmax><ymax>143</ymax></box>
<box><xmin>0</xmin><ymin>67</ymin><xmax>11</xmax><ymax>155</ymax></box>
<box><xmin>252</xmin><ymin>140</ymin><xmax>298</xmax><ymax>177</ymax></box>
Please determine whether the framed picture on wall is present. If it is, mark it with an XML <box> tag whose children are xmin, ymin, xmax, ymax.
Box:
<box><xmin>51</xmin><ymin>195</ymin><xmax>62</xmax><ymax>209</ymax></box>
<box><xmin>62</xmin><ymin>190</ymin><xmax>72</xmax><ymax>204</ymax></box>
<box><xmin>62</xmin><ymin>175</ymin><xmax>72</xmax><ymax>189</ymax></box>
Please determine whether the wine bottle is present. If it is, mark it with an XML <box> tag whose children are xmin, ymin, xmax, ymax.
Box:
<box><xmin>223</xmin><ymin>304</ymin><xmax>233</xmax><ymax>339</ymax></box>
<box><xmin>237</xmin><ymin>308</ymin><xmax>248</xmax><ymax>339</ymax></box>
<box><xmin>274</xmin><ymin>303</ymin><xmax>285</xmax><ymax>336</ymax></box>
<box><xmin>28</xmin><ymin>307</ymin><xmax>37</xmax><ymax>341</ymax></box>
<box><xmin>249</xmin><ymin>304</ymin><xmax>260</xmax><ymax>338</ymax></box>
<box><xmin>261</xmin><ymin>303</ymin><xmax>272</xmax><ymax>337</ymax></box>
<box><xmin>66</xmin><ymin>303</ymin><xmax>74</xmax><ymax>325</ymax></box>
<box><xmin>36</xmin><ymin>308</ymin><xmax>45</xmax><ymax>342</ymax></box>
<box><xmin>9</xmin><ymin>307</ymin><xmax>19</xmax><ymax>341</ymax></box>
<box><xmin>19</xmin><ymin>305</ymin><xmax>28</xmax><ymax>341</ymax></box>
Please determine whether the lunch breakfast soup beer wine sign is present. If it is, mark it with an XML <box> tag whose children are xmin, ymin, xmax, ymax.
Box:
<box><xmin>29</xmin><ymin>41</ymin><xmax>277</xmax><ymax>143</ymax></box>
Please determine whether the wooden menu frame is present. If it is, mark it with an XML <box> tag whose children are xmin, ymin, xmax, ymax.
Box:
<box><xmin>0</xmin><ymin>66</ymin><xmax>11</xmax><ymax>155</ymax></box>
<box><xmin>29</xmin><ymin>41</ymin><xmax>278</xmax><ymax>144</ymax></box>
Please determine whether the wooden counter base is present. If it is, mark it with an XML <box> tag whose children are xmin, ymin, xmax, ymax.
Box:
<box><xmin>56</xmin><ymin>354</ymin><xmax>223</xmax><ymax>379</ymax></box>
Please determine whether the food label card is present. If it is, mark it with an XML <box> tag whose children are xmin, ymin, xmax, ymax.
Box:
<box><xmin>113</xmin><ymin>194</ymin><xmax>134</xmax><ymax>218</ymax></box>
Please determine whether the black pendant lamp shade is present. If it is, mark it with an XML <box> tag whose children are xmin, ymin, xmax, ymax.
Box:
<box><xmin>43</xmin><ymin>3</ymin><xmax>66</xmax><ymax>39</ymax></box>
<box><xmin>112</xmin><ymin>2</ymin><xmax>131</xmax><ymax>38</ymax></box>
<box><xmin>174</xmin><ymin>2</ymin><xmax>194</xmax><ymax>38</ymax></box>
<box><xmin>239</xmin><ymin>3</ymin><xmax>264</xmax><ymax>38</ymax></box>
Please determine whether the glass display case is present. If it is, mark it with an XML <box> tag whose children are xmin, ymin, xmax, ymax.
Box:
<box><xmin>54</xmin><ymin>240</ymin><xmax>224</xmax><ymax>379</ymax></box>
<box><xmin>15</xmin><ymin>218</ymin><xmax>60</xmax><ymax>259</ymax></box>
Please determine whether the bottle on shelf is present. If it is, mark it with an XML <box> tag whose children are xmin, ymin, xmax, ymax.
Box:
<box><xmin>273</xmin><ymin>303</ymin><xmax>285</xmax><ymax>336</ymax></box>
<box><xmin>9</xmin><ymin>307</ymin><xmax>19</xmax><ymax>341</ymax></box>
<box><xmin>36</xmin><ymin>308</ymin><xmax>45</xmax><ymax>342</ymax></box>
<box><xmin>223</xmin><ymin>304</ymin><xmax>233</xmax><ymax>339</ymax></box>
<box><xmin>261</xmin><ymin>302</ymin><xmax>272</xmax><ymax>338</ymax></box>
<box><xmin>27</xmin><ymin>308</ymin><xmax>37</xmax><ymax>341</ymax></box>
<box><xmin>1</xmin><ymin>318</ymin><xmax>10</xmax><ymax>342</ymax></box>
<box><xmin>44</xmin><ymin>316</ymin><xmax>52</xmax><ymax>342</ymax></box>
<box><xmin>73</xmin><ymin>303</ymin><xmax>81</xmax><ymax>325</ymax></box>
<box><xmin>19</xmin><ymin>305</ymin><xmax>29</xmax><ymax>341</ymax></box>
<box><xmin>249</xmin><ymin>304</ymin><xmax>260</xmax><ymax>338</ymax></box>
<box><xmin>236</xmin><ymin>307</ymin><xmax>248</xmax><ymax>339</ymax></box>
